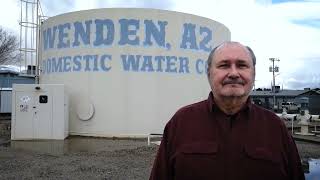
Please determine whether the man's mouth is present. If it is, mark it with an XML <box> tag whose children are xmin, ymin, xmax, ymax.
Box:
<box><xmin>222</xmin><ymin>80</ymin><xmax>245</xmax><ymax>86</ymax></box>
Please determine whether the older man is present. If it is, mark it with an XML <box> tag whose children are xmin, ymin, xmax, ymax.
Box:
<box><xmin>149</xmin><ymin>41</ymin><xmax>304</xmax><ymax>180</ymax></box>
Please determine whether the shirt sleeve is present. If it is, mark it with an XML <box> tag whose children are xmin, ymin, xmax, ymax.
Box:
<box><xmin>149</xmin><ymin>122</ymin><xmax>173</xmax><ymax>180</ymax></box>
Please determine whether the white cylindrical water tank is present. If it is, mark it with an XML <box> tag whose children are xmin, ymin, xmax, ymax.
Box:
<box><xmin>39</xmin><ymin>8</ymin><xmax>230</xmax><ymax>137</ymax></box>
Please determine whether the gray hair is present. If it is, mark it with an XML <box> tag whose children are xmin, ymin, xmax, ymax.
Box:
<box><xmin>207</xmin><ymin>42</ymin><xmax>256</xmax><ymax>70</ymax></box>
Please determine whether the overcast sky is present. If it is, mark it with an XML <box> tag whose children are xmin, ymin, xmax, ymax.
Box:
<box><xmin>1</xmin><ymin>0</ymin><xmax>320</xmax><ymax>89</ymax></box>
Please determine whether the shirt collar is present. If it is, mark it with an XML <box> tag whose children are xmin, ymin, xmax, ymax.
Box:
<box><xmin>207</xmin><ymin>91</ymin><xmax>252</xmax><ymax>114</ymax></box>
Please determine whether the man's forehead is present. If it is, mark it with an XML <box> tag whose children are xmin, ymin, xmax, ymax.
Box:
<box><xmin>213</xmin><ymin>43</ymin><xmax>251</xmax><ymax>62</ymax></box>
<box><xmin>215</xmin><ymin>43</ymin><xmax>250</xmax><ymax>56</ymax></box>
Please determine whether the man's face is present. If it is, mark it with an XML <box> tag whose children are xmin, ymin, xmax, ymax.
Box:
<box><xmin>208</xmin><ymin>43</ymin><xmax>255</xmax><ymax>99</ymax></box>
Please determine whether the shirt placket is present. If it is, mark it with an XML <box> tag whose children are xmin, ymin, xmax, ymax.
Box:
<box><xmin>215</xmin><ymin>112</ymin><xmax>233</xmax><ymax>180</ymax></box>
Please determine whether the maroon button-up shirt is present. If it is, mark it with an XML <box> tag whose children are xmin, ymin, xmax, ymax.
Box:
<box><xmin>150</xmin><ymin>92</ymin><xmax>305</xmax><ymax>180</ymax></box>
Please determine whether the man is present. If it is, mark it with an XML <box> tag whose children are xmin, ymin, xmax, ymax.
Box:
<box><xmin>149</xmin><ymin>41</ymin><xmax>305</xmax><ymax>180</ymax></box>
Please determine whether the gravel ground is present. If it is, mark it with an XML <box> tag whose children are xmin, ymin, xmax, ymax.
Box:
<box><xmin>0</xmin><ymin>136</ymin><xmax>319</xmax><ymax>180</ymax></box>
<box><xmin>296</xmin><ymin>141</ymin><xmax>320</xmax><ymax>159</ymax></box>
<box><xmin>0</xmin><ymin>136</ymin><xmax>158</xmax><ymax>180</ymax></box>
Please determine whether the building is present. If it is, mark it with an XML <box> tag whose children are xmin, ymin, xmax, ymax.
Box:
<box><xmin>250</xmin><ymin>87</ymin><xmax>320</xmax><ymax>114</ymax></box>
<box><xmin>0</xmin><ymin>66</ymin><xmax>35</xmax><ymax>88</ymax></box>
<box><xmin>0</xmin><ymin>66</ymin><xmax>35</xmax><ymax>114</ymax></box>
<box><xmin>296</xmin><ymin>88</ymin><xmax>320</xmax><ymax>115</ymax></box>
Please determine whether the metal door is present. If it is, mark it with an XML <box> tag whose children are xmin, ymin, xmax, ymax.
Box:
<box><xmin>33</xmin><ymin>91</ymin><xmax>52</xmax><ymax>139</ymax></box>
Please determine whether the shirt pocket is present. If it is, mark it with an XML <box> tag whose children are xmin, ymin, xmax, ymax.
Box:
<box><xmin>244</xmin><ymin>146</ymin><xmax>279</xmax><ymax>164</ymax></box>
<box><xmin>173</xmin><ymin>142</ymin><xmax>220</xmax><ymax>179</ymax></box>
<box><xmin>242</xmin><ymin>146</ymin><xmax>286</xmax><ymax>179</ymax></box>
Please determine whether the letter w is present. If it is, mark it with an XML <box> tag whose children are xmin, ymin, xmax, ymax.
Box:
<box><xmin>43</xmin><ymin>26</ymin><xmax>57</xmax><ymax>50</ymax></box>
<box><xmin>121</xmin><ymin>55</ymin><xmax>140</xmax><ymax>71</ymax></box>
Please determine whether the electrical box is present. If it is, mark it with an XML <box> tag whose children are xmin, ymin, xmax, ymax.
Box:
<box><xmin>11</xmin><ymin>84</ymin><xmax>68</xmax><ymax>140</ymax></box>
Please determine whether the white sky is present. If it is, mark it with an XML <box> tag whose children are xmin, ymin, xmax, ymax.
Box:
<box><xmin>1</xmin><ymin>0</ymin><xmax>320</xmax><ymax>89</ymax></box>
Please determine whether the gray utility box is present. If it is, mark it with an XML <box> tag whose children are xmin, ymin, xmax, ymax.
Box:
<box><xmin>11</xmin><ymin>84</ymin><xmax>68</xmax><ymax>140</ymax></box>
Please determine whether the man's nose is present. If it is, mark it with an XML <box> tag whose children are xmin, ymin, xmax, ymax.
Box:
<box><xmin>227</xmin><ymin>65</ymin><xmax>240</xmax><ymax>78</ymax></box>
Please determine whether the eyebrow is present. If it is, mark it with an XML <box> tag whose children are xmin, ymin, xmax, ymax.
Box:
<box><xmin>237</xmin><ymin>60</ymin><xmax>250</xmax><ymax>64</ymax></box>
<box><xmin>217</xmin><ymin>59</ymin><xmax>250</xmax><ymax>64</ymax></box>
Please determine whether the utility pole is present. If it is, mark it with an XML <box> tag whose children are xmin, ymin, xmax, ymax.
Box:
<box><xmin>269</xmin><ymin>58</ymin><xmax>280</xmax><ymax>111</ymax></box>
<box><xmin>35</xmin><ymin>0</ymin><xmax>40</xmax><ymax>84</ymax></box>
